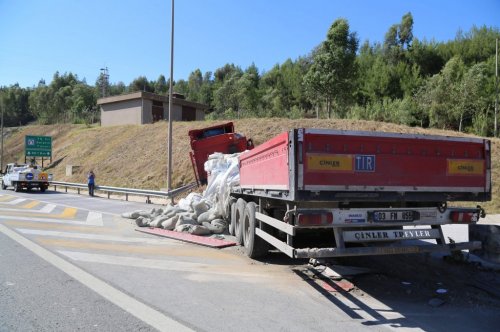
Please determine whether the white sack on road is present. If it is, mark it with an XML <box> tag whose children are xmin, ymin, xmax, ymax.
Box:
<box><xmin>126</xmin><ymin>152</ymin><xmax>242</xmax><ymax>235</ymax></box>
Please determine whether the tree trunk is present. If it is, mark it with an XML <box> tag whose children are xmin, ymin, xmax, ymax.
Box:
<box><xmin>327</xmin><ymin>98</ymin><xmax>331</xmax><ymax>119</ymax></box>
<box><xmin>459</xmin><ymin>113</ymin><xmax>463</xmax><ymax>132</ymax></box>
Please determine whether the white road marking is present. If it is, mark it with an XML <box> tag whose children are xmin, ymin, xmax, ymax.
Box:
<box><xmin>15</xmin><ymin>229</ymin><xmax>181</xmax><ymax>245</ymax></box>
<box><xmin>0</xmin><ymin>223</ymin><xmax>193</xmax><ymax>332</ymax></box>
<box><xmin>59</xmin><ymin>251</ymin><xmax>276</xmax><ymax>281</ymax></box>
<box><xmin>1</xmin><ymin>198</ymin><xmax>27</xmax><ymax>205</ymax></box>
<box><xmin>59</xmin><ymin>250</ymin><xmax>209</xmax><ymax>272</ymax></box>
<box><xmin>0</xmin><ymin>214</ymin><xmax>103</xmax><ymax>226</ymax></box>
<box><xmin>40</xmin><ymin>203</ymin><xmax>57</xmax><ymax>213</ymax></box>
<box><xmin>0</xmin><ymin>203</ymin><xmax>57</xmax><ymax>214</ymax></box>
<box><xmin>86</xmin><ymin>211</ymin><xmax>103</xmax><ymax>226</ymax></box>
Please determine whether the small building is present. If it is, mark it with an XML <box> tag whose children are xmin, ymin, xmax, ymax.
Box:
<box><xmin>97</xmin><ymin>91</ymin><xmax>208</xmax><ymax>127</ymax></box>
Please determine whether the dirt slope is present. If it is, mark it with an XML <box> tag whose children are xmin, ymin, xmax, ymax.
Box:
<box><xmin>2</xmin><ymin>118</ymin><xmax>499</xmax><ymax>212</ymax></box>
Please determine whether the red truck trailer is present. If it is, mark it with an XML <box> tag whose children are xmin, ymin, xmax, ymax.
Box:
<box><xmin>228</xmin><ymin>128</ymin><xmax>491</xmax><ymax>259</ymax></box>
<box><xmin>189</xmin><ymin>122</ymin><xmax>253</xmax><ymax>185</ymax></box>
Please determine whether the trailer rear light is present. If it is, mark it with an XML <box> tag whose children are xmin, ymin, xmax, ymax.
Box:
<box><xmin>297</xmin><ymin>212</ymin><xmax>333</xmax><ymax>226</ymax></box>
<box><xmin>450</xmin><ymin>211</ymin><xmax>479</xmax><ymax>224</ymax></box>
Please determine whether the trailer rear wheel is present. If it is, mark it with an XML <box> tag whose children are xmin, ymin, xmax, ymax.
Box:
<box><xmin>243</xmin><ymin>202</ymin><xmax>269</xmax><ymax>258</ymax></box>
<box><xmin>1</xmin><ymin>181</ymin><xmax>6</xmax><ymax>190</ymax></box>
<box><xmin>40</xmin><ymin>186</ymin><xmax>46</xmax><ymax>193</ymax></box>
<box><xmin>14</xmin><ymin>182</ymin><xmax>20</xmax><ymax>192</ymax></box>
<box><xmin>234</xmin><ymin>198</ymin><xmax>246</xmax><ymax>244</ymax></box>
<box><xmin>229</xmin><ymin>201</ymin><xmax>236</xmax><ymax>236</ymax></box>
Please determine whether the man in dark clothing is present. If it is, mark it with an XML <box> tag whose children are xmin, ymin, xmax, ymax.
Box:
<box><xmin>87</xmin><ymin>171</ymin><xmax>95</xmax><ymax>197</ymax></box>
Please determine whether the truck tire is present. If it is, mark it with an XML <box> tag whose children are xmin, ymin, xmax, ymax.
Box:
<box><xmin>229</xmin><ymin>201</ymin><xmax>236</xmax><ymax>236</ymax></box>
<box><xmin>242</xmin><ymin>202</ymin><xmax>269</xmax><ymax>258</ymax></box>
<box><xmin>234</xmin><ymin>198</ymin><xmax>246</xmax><ymax>244</ymax></box>
<box><xmin>40</xmin><ymin>186</ymin><xmax>46</xmax><ymax>192</ymax></box>
<box><xmin>1</xmin><ymin>181</ymin><xmax>6</xmax><ymax>190</ymax></box>
<box><xmin>14</xmin><ymin>182</ymin><xmax>20</xmax><ymax>192</ymax></box>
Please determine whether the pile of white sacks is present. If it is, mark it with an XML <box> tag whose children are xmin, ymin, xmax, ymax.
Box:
<box><xmin>122</xmin><ymin>152</ymin><xmax>240</xmax><ymax>236</ymax></box>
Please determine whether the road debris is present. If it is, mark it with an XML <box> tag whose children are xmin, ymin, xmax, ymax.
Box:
<box><xmin>135</xmin><ymin>227</ymin><xmax>237</xmax><ymax>248</ymax></box>
<box><xmin>123</xmin><ymin>153</ymin><xmax>240</xmax><ymax>237</ymax></box>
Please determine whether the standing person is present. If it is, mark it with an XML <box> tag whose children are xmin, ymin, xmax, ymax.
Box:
<box><xmin>87</xmin><ymin>170</ymin><xmax>95</xmax><ymax>197</ymax></box>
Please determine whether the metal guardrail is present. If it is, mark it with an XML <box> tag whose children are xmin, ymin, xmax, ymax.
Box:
<box><xmin>50</xmin><ymin>181</ymin><xmax>198</xmax><ymax>203</ymax></box>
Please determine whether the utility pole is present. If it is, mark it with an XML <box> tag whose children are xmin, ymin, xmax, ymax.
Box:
<box><xmin>167</xmin><ymin>0</ymin><xmax>175</xmax><ymax>199</ymax></box>
<box><xmin>495</xmin><ymin>38</ymin><xmax>498</xmax><ymax>138</ymax></box>
<box><xmin>100</xmin><ymin>67</ymin><xmax>109</xmax><ymax>98</ymax></box>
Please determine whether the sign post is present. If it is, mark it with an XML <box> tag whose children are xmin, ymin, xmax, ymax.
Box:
<box><xmin>25</xmin><ymin>135</ymin><xmax>52</xmax><ymax>167</ymax></box>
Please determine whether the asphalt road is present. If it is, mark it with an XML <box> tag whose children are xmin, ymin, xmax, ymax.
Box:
<box><xmin>0</xmin><ymin>189</ymin><xmax>499</xmax><ymax>332</ymax></box>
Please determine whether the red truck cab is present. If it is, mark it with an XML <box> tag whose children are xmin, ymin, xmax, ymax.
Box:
<box><xmin>189</xmin><ymin>122</ymin><xmax>253</xmax><ymax>185</ymax></box>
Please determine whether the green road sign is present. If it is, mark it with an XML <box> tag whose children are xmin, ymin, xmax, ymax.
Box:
<box><xmin>25</xmin><ymin>135</ymin><xmax>52</xmax><ymax>157</ymax></box>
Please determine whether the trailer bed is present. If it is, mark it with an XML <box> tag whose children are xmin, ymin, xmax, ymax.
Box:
<box><xmin>239</xmin><ymin>128</ymin><xmax>491</xmax><ymax>203</ymax></box>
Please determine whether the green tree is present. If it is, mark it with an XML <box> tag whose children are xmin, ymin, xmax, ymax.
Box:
<box><xmin>236</xmin><ymin>63</ymin><xmax>261</xmax><ymax>116</ymax></box>
<box><xmin>29</xmin><ymin>85</ymin><xmax>53</xmax><ymax>124</ymax></box>
<box><xmin>71</xmin><ymin>84</ymin><xmax>97</xmax><ymax>124</ymax></box>
<box><xmin>109</xmin><ymin>82</ymin><xmax>126</xmax><ymax>96</ymax></box>
<box><xmin>416</xmin><ymin>56</ymin><xmax>466</xmax><ymax>130</ymax></box>
<box><xmin>304</xmin><ymin>18</ymin><xmax>358</xmax><ymax>118</ymax></box>
<box><xmin>213</xmin><ymin>71</ymin><xmax>242</xmax><ymax>116</ymax></box>
<box><xmin>129</xmin><ymin>76</ymin><xmax>154</xmax><ymax>93</ymax></box>
<box><xmin>399</xmin><ymin>12</ymin><xmax>414</xmax><ymax>49</ymax></box>
<box><xmin>199</xmin><ymin>71</ymin><xmax>214</xmax><ymax>106</ymax></box>
<box><xmin>154</xmin><ymin>75</ymin><xmax>168</xmax><ymax>94</ymax></box>
<box><xmin>1</xmin><ymin>84</ymin><xmax>33</xmax><ymax>126</ymax></box>
<box><xmin>187</xmin><ymin>69</ymin><xmax>203</xmax><ymax>102</ymax></box>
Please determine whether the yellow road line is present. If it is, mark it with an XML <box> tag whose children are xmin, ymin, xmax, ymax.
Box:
<box><xmin>0</xmin><ymin>195</ymin><xmax>14</xmax><ymax>202</ymax></box>
<box><xmin>37</xmin><ymin>238</ymin><xmax>238</xmax><ymax>260</ymax></box>
<box><xmin>22</xmin><ymin>201</ymin><xmax>40</xmax><ymax>209</ymax></box>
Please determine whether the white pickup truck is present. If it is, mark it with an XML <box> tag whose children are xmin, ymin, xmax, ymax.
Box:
<box><xmin>1</xmin><ymin>163</ymin><xmax>51</xmax><ymax>192</ymax></box>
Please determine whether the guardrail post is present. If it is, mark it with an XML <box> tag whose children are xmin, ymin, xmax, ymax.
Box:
<box><xmin>107</xmin><ymin>192</ymin><xmax>110</xmax><ymax>199</ymax></box>
<box><xmin>146</xmin><ymin>196</ymin><xmax>151</xmax><ymax>204</ymax></box>
<box><xmin>126</xmin><ymin>193</ymin><xmax>128</xmax><ymax>201</ymax></box>
<box><xmin>65</xmin><ymin>186</ymin><xmax>67</xmax><ymax>193</ymax></box>
<box><xmin>77</xmin><ymin>188</ymin><xmax>80</xmax><ymax>194</ymax></box>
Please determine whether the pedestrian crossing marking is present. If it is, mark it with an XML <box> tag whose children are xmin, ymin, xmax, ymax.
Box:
<box><xmin>59</xmin><ymin>251</ymin><xmax>210</xmax><ymax>272</ymax></box>
<box><xmin>40</xmin><ymin>203</ymin><xmax>56</xmax><ymax>213</ymax></box>
<box><xmin>36</xmin><ymin>238</ymin><xmax>238</xmax><ymax>260</ymax></box>
<box><xmin>0</xmin><ymin>195</ymin><xmax>14</xmax><ymax>202</ymax></box>
<box><xmin>0</xmin><ymin>205</ymin><xmax>94</xmax><ymax>222</ymax></box>
<box><xmin>5</xmin><ymin>221</ymin><xmax>114</xmax><ymax>232</ymax></box>
<box><xmin>16</xmin><ymin>229</ymin><xmax>183</xmax><ymax>245</ymax></box>
<box><xmin>22</xmin><ymin>201</ymin><xmax>41</xmax><ymax>209</ymax></box>
<box><xmin>0</xmin><ymin>194</ymin><xmax>54</xmax><ymax>212</ymax></box>
<box><xmin>61</xmin><ymin>207</ymin><xmax>77</xmax><ymax>218</ymax></box>
<box><xmin>0</xmin><ymin>198</ymin><xmax>26</xmax><ymax>205</ymax></box>
<box><xmin>0</xmin><ymin>214</ymin><xmax>103</xmax><ymax>226</ymax></box>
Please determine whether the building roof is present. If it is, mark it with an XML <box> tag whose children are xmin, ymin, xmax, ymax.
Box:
<box><xmin>97</xmin><ymin>91</ymin><xmax>209</xmax><ymax>110</ymax></box>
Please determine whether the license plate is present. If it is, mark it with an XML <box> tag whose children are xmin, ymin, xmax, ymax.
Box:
<box><xmin>372</xmin><ymin>210</ymin><xmax>416</xmax><ymax>222</ymax></box>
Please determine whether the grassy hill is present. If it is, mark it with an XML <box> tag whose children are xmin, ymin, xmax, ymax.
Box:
<box><xmin>2</xmin><ymin>118</ymin><xmax>499</xmax><ymax>213</ymax></box>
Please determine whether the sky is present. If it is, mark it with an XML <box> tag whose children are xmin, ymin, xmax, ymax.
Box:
<box><xmin>0</xmin><ymin>0</ymin><xmax>499</xmax><ymax>88</ymax></box>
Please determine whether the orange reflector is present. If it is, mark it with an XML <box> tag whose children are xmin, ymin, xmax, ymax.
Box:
<box><xmin>297</xmin><ymin>213</ymin><xmax>333</xmax><ymax>226</ymax></box>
